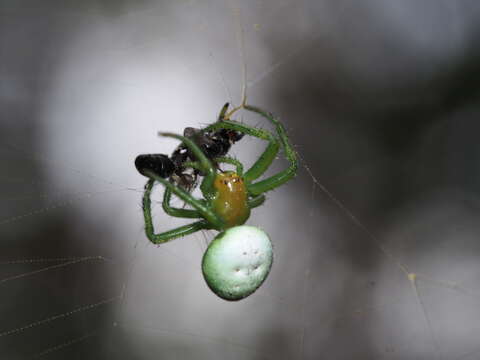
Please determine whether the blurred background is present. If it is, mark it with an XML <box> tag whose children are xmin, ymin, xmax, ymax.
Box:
<box><xmin>1</xmin><ymin>0</ymin><xmax>480</xmax><ymax>359</ymax></box>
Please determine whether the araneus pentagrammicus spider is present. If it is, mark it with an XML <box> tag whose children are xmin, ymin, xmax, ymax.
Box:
<box><xmin>135</xmin><ymin>104</ymin><xmax>298</xmax><ymax>300</ymax></box>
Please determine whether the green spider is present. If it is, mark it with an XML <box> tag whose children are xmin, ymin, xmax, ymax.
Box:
<box><xmin>138</xmin><ymin>104</ymin><xmax>298</xmax><ymax>300</ymax></box>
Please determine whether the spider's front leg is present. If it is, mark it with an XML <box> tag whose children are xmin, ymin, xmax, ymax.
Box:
<box><xmin>186</xmin><ymin>156</ymin><xmax>244</xmax><ymax>177</ymax></box>
<box><xmin>203</xmin><ymin>109</ymin><xmax>297</xmax><ymax>196</ymax></box>
<box><xmin>242</xmin><ymin>105</ymin><xmax>298</xmax><ymax>196</ymax></box>
<box><xmin>203</xmin><ymin>119</ymin><xmax>280</xmax><ymax>184</ymax></box>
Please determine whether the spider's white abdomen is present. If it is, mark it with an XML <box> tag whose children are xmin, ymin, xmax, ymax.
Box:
<box><xmin>202</xmin><ymin>225</ymin><xmax>273</xmax><ymax>301</ymax></box>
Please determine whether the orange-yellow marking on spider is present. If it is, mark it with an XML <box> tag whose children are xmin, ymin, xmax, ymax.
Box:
<box><xmin>212</xmin><ymin>172</ymin><xmax>250</xmax><ymax>228</ymax></box>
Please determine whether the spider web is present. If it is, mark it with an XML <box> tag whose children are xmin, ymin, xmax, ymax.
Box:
<box><xmin>1</xmin><ymin>1</ymin><xmax>480</xmax><ymax>359</ymax></box>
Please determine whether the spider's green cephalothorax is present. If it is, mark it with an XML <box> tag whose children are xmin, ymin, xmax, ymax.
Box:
<box><xmin>138</xmin><ymin>104</ymin><xmax>298</xmax><ymax>300</ymax></box>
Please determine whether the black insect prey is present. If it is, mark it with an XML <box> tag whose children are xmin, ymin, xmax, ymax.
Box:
<box><xmin>135</xmin><ymin>103</ymin><xmax>244</xmax><ymax>190</ymax></box>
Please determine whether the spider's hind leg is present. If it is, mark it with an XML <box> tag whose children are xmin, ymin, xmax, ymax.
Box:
<box><xmin>162</xmin><ymin>187</ymin><xmax>201</xmax><ymax>219</ymax></box>
<box><xmin>144</xmin><ymin>169</ymin><xmax>223</xmax><ymax>231</ymax></box>
<box><xmin>142</xmin><ymin>179</ymin><xmax>210</xmax><ymax>243</ymax></box>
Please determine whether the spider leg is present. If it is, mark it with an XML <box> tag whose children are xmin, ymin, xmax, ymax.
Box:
<box><xmin>153</xmin><ymin>221</ymin><xmax>209</xmax><ymax>242</ymax></box>
<box><xmin>213</xmin><ymin>156</ymin><xmax>244</xmax><ymax>176</ymax></box>
<box><xmin>202</xmin><ymin>120</ymin><xmax>280</xmax><ymax>183</ymax></box>
<box><xmin>149</xmin><ymin>220</ymin><xmax>210</xmax><ymax>243</ymax></box>
<box><xmin>185</xmin><ymin>156</ymin><xmax>244</xmax><ymax>176</ymax></box>
<box><xmin>203</xmin><ymin>105</ymin><xmax>297</xmax><ymax>195</ymax></box>
<box><xmin>142</xmin><ymin>179</ymin><xmax>211</xmax><ymax>243</ymax></box>
<box><xmin>143</xmin><ymin>173</ymin><xmax>223</xmax><ymax>231</ymax></box>
<box><xmin>242</xmin><ymin>105</ymin><xmax>298</xmax><ymax>196</ymax></box>
<box><xmin>163</xmin><ymin>187</ymin><xmax>201</xmax><ymax>218</ymax></box>
<box><xmin>248</xmin><ymin>194</ymin><xmax>266</xmax><ymax>209</ymax></box>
